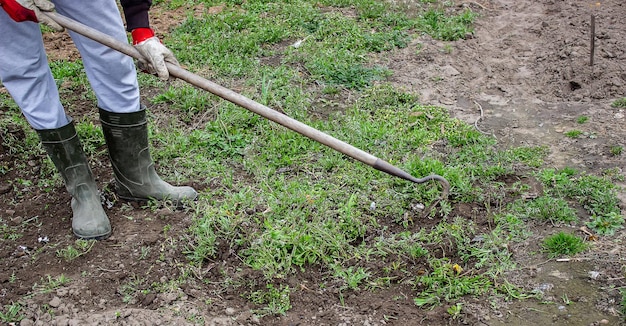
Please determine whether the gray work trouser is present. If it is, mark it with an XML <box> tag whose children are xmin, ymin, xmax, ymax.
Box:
<box><xmin>0</xmin><ymin>0</ymin><xmax>141</xmax><ymax>130</ymax></box>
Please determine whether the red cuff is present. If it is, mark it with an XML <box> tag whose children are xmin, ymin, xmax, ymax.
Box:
<box><xmin>131</xmin><ymin>27</ymin><xmax>155</xmax><ymax>45</ymax></box>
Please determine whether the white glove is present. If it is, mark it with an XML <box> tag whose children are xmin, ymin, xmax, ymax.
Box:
<box><xmin>1</xmin><ymin>0</ymin><xmax>64</xmax><ymax>32</ymax></box>
<box><xmin>134</xmin><ymin>37</ymin><xmax>180</xmax><ymax>80</ymax></box>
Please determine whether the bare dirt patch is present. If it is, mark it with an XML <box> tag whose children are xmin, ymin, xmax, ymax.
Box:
<box><xmin>1</xmin><ymin>0</ymin><xmax>626</xmax><ymax>325</ymax></box>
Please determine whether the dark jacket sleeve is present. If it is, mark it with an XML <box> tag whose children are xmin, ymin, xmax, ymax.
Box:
<box><xmin>120</xmin><ymin>0</ymin><xmax>152</xmax><ymax>31</ymax></box>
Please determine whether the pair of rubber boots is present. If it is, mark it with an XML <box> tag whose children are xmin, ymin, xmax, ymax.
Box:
<box><xmin>37</xmin><ymin>109</ymin><xmax>197</xmax><ymax>240</ymax></box>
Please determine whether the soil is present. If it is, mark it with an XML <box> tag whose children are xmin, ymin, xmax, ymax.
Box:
<box><xmin>1</xmin><ymin>0</ymin><xmax>626</xmax><ymax>325</ymax></box>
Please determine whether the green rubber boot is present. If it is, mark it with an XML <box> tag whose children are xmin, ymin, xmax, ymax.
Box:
<box><xmin>38</xmin><ymin>122</ymin><xmax>111</xmax><ymax>240</ymax></box>
<box><xmin>99</xmin><ymin>108</ymin><xmax>197</xmax><ymax>205</ymax></box>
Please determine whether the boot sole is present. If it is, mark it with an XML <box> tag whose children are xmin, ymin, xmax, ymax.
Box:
<box><xmin>74</xmin><ymin>230</ymin><xmax>112</xmax><ymax>241</ymax></box>
<box><xmin>117</xmin><ymin>194</ymin><xmax>196</xmax><ymax>208</ymax></box>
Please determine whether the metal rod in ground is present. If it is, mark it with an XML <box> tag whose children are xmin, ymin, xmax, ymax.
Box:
<box><xmin>43</xmin><ymin>11</ymin><xmax>450</xmax><ymax>199</ymax></box>
<box><xmin>590</xmin><ymin>14</ymin><xmax>595</xmax><ymax>66</ymax></box>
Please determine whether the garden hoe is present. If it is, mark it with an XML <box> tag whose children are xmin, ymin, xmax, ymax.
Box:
<box><xmin>44</xmin><ymin>12</ymin><xmax>450</xmax><ymax>209</ymax></box>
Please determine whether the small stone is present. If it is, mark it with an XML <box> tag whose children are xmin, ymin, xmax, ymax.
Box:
<box><xmin>5</xmin><ymin>209</ymin><xmax>15</xmax><ymax>216</ymax></box>
<box><xmin>236</xmin><ymin>310</ymin><xmax>253</xmax><ymax>321</ymax></box>
<box><xmin>156</xmin><ymin>208</ymin><xmax>174</xmax><ymax>217</ymax></box>
<box><xmin>56</xmin><ymin>288</ymin><xmax>69</xmax><ymax>297</ymax></box>
<box><xmin>49</xmin><ymin>296</ymin><xmax>62</xmax><ymax>308</ymax></box>
<box><xmin>225</xmin><ymin>307</ymin><xmax>236</xmax><ymax>316</ymax></box>
<box><xmin>68</xmin><ymin>319</ymin><xmax>82</xmax><ymax>326</ymax></box>
<box><xmin>534</xmin><ymin>283</ymin><xmax>554</xmax><ymax>293</ymax></box>
<box><xmin>19</xmin><ymin>319</ymin><xmax>34</xmax><ymax>326</ymax></box>
<box><xmin>58</xmin><ymin>304</ymin><xmax>68</xmax><ymax>314</ymax></box>
<box><xmin>41</xmin><ymin>313</ymin><xmax>52</xmax><ymax>322</ymax></box>
<box><xmin>442</xmin><ymin>65</ymin><xmax>460</xmax><ymax>76</ymax></box>
<box><xmin>599</xmin><ymin>319</ymin><xmax>609</xmax><ymax>324</ymax></box>
<box><xmin>55</xmin><ymin>316</ymin><xmax>69</xmax><ymax>326</ymax></box>
<box><xmin>142</xmin><ymin>293</ymin><xmax>156</xmax><ymax>306</ymax></box>
<box><xmin>10</xmin><ymin>216</ymin><xmax>22</xmax><ymax>225</ymax></box>
<box><xmin>161</xmin><ymin>292</ymin><xmax>177</xmax><ymax>304</ymax></box>
<box><xmin>412</xmin><ymin>203</ymin><xmax>425</xmax><ymax>211</ymax></box>
<box><xmin>0</xmin><ymin>184</ymin><xmax>12</xmax><ymax>195</ymax></box>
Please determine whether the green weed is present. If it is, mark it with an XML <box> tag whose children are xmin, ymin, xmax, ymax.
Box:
<box><xmin>151</xmin><ymin>84</ymin><xmax>217</xmax><ymax>122</ymax></box>
<box><xmin>75</xmin><ymin>121</ymin><xmax>105</xmax><ymax>156</ymax></box>
<box><xmin>542</xmin><ymin>232</ymin><xmax>587</xmax><ymax>258</ymax></box>
<box><xmin>0</xmin><ymin>220</ymin><xmax>23</xmax><ymax>241</ymax></box>
<box><xmin>331</xmin><ymin>264</ymin><xmax>370</xmax><ymax>290</ymax></box>
<box><xmin>611</xmin><ymin>98</ymin><xmax>626</xmax><ymax>108</ymax></box>
<box><xmin>249</xmin><ymin>284</ymin><xmax>291</xmax><ymax>316</ymax></box>
<box><xmin>447</xmin><ymin>303</ymin><xmax>463</xmax><ymax>319</ymax></box>
<box><xmin>32</xmin><ymin>275</ymin><xmax>71</xmax><ymax>295</ymax></box>
<box><xmin>118</xmin><ymin>275</ymin><xmax>148</xmax><ymax>304</ymax></box>
<box><xmin>139</xmin><ymin>246</ymin><xmax>151</xmax><ymax>260</ymax></box>
<box><xmin>620</xmin><ymin>288</ymin><xmax>626</xmax><ymax>318</ymax></box>
<box><xmin>564</xmin><ymin>130</ymin><xmax>583</xmax><ymax>138</ymax></box>
<box><xmin>416</xmin><ymin>9</ymin><xmax>476</xmax><ymax>41</ymax></box>
<box><xmin>49</xmin><ymin>60</ymin><xmax>96</xmax><ymax>105</ymax></box>
<box><xmin>56</xmin><ymin>239</ymin><xmax>96</xmax><ymax>262</ymax></box>
<box><xmin>537</xmin><ymin>169</ymin><xmax>622</xmax><ymax>221</ymax></box>
<box><xmin>610</xmin><ymin>146</ymin><xmax>623</xmax><ymax>156</ymax></box>
<box><xmin>586</xmin><ymin>212</ymin><xmax>624</xmax><ymax>235</ymax></box>
<box><xmin>0</xmin><ymin>302</ymin><xmax>23</xmax><ymax>323</ymax></box>
<box><xmin>576</xmin><ymin>116</ymin><xmax>588</xmax><ymax>124</ymax></box>
<box><xmin>414</xmin><ymin>258</ymin><xmax>491</xmax><ymax>306</ymax></box>
<box><xmin>509</xmin><ymin>196</ymin><xmax>577</xmax><ymax>224</ymax></box>
<box><xmin>496</xmin><ymin>280</ymin><xmax>542</xmax><ymax>300</ymax></box>
<box><xmin>0</xmin><ymin>111</ymin><xmax>41</xmax><ymax>160</ymax></box>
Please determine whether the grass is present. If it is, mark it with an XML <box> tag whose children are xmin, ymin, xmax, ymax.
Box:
<box><xmin>1</xmin><ymin>0</ymin><xmax>624</xmax><ymax>319</ymax></box>
<box><xmin>542</xmin><ymin>232</ymin><xmax>587</xmax><ymax>258</ymax></box>
<box><xmin>56</xmin><ymin>239</ymin><xmax>96</xmax><ymax>262</ymax></box>
<box><xmin>586</xmin><ymin>212</ymin><xmax>624</xmax><ymax>236</ymax></box>
<box><xmin>31</xmin><ymin>275</ymin><xmax>71</xmax><ymax>296</ymax></box>
<box><xmin>509</xmin><ymin>195</ymin><xmax>577</xmax><ymax>224</ymax></box>
<box><xmin>610</xmin><ymin>146</ymin><xmax>623</xmax><ymax>156</ymax></box>
<box><xmin>621</xmin><ymin>289</ymin><xmax>626</xmax><ymax>319</ymax></box>
<box><xmin>611</xmin><ymin>98</ymin><xmax>626</xmax><ymax>108</ymax></box>
<box><xmin>413</xmin><ymin>257</ymin><xmax>492</xmax><ymax>306</ymax></box>
<box><xmin>249</xmin><ymin>284</ymin><xmax>292</xmax><ymax>316</ymax></box>
<box><xmin>564</xmin><ymin>130</ymin><xmax>583</xmax><ymax>138</ymax></box>
<box><xmin>0</xmin><ymin>302</ymin><xmax>23</xmax><ymax>323</ymax></box>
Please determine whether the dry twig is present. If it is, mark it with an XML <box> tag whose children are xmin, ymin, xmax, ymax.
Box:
<box><xmin>458</xmin><ymin>1</ymin><xmax>491</xmax><ymax>11</ymax></box>
<box><xmin>473</xmin><ymin>100</ymin><xmax>494</xmax><ymax>137</ymax></box>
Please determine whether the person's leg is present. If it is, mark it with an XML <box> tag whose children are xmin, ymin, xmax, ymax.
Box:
<box><xmin>0</xmin><ymin>9</ymin><xmax>68</xmax><ymax>129</ymax></box>
<box><xmin>52</xmin><ymin>0</ymin><xmax>197</xmax><ymax>204</ymax></box>
<box><xmin>52</xmin><ymin>0</ymin><xmax>141</xmax><ymax>113</ymax></box>
<box><xmin>0</xmin><ymin>11</ymin><xmax>110</xmax><ymax>239</ymax></box>
<box><xmin>38</xmin><ymin>122</ymin><xmax>111</xmax><ymax>239</ymax></box>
